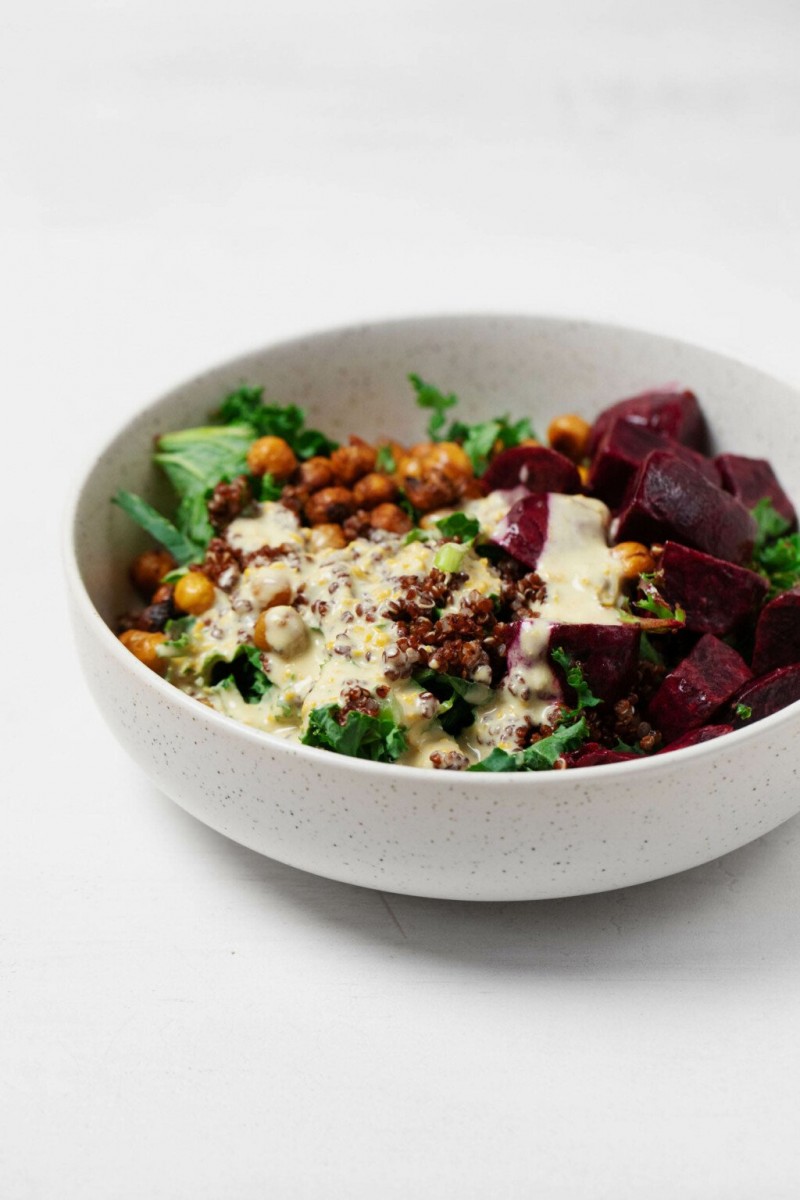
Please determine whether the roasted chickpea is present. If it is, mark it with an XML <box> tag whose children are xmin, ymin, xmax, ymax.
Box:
<box><xmin>119</xmin><ymin>629</ymin><xmax>167</xmax><ymax>674</ymax></box>
<box><xmin>173</xmin><ymin>571</ymin><xmax>216</xmax><ymax>615</ymax></box>
<box><xmin>330</xmin><ymin>440</ymin><xmax>376</xmax><ymax>485</ymax></box>
<box><xmin>547</xmin><ymin>414</ymin><xmax>592</xmax><ymax>463</ymax></box>
<box><xmin>248</xmin><ymin>566</ymin><xmax>293</xmax><ymax>609</ymax></box>
<box><xmin>298</xmin><ymin>455</ymin><xmax>335</xmax><ymax>492</ymax></box>
<box><xmin>151</xmin><ymin>583</ymin><xmax>174</xmax><ymax>606</ymax></box>
<box><xmin>370</xmin><ymin>503</ymin><xmax>413</xmax><ymax>534</ymax></box>
<box><xmin>425</xmin><ymin>441</ymin><xmax>473</xmax><ymax>481</ymax></box>
<box><xmin>402</xmin><ymin>469</ymin><xmax>459</xmax><ymax>513</ymax></box>
<box><xmin>254</xmin><ymin>605</ymin><xmax>308</xmax><ymax>656</ymax></box>
<box><xmin>307</xmin><ymin>523</ymin><xmax>347</xmax><ymax>552</ymax></box>
<box><xmin>130</xmin><ymin>549</ymin><xmax>176</xmax><ymax>601</ymax></box>
<box><xmin>246</xmin><ymin>436</ymin><xmax>298</xmax><ymax>481</ymax></box>
<box><xmin>305</xmin><ymin>486</ymin><xmax>356</xmax><ymax>525</ymax></box>
<box><xmin>353</xmin><ymin>472</ymin><xmax>398</xmax><ymax>509</ymax></box>
<box><xmin>612</xmin><ymin>541</ymin><xmax>656</xmax><ymax>582</ymax></box>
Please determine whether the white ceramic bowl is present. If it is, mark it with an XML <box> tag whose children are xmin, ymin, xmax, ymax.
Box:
<box><xmin>65</xmin><ymin>315</ymin><xmax>800</xmax><ymax>900</ymax></box>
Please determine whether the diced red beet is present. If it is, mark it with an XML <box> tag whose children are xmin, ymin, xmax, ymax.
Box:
<box><xmin>589</xmin><ymin>417</ymin><xmax>720</xmax><ymax>510</ymax></box>
<box><xmin>659</xmin><ymin>541</ymin><xmax>769</xmax><ymax>636</ymax></box>
<box><xmin>589</xmin><ymin>386</ymin><xmax>709</xmax><ymax>456</ymax></box>
<box><xmin>715</xmin><ymin>454</ymin><xmax>797</xmax><ymax>530</ymax></box>
<box><xmin>563</xmin><ymin>743</ymin><xmax>639</xmax><ymax>768</ymax></box>
<box><xmin>656</xmin><ymin>724</ymin><xmax>734</xmax><ymax>754</ymax></box>
<box><xmin>648</xmin><ymin>634</ymin><xmax>753</xmax><ymax>744</ymax></box>
<box><xmin>482</xmin><ymin>445</ymin><xmax>580</xmax><ymax>494</ymax></box>
<box><xmin>752</xmin><ymin>589</ymin><xmax>800</xmax><ymax>675</ymax></box>
<box><xmin>730</xmin><ymin>664</ymin><xmax>800</xmax><ymax>725</ymax></box>
<box><xmin>549</xmin><ymin>623</ymin><xmax>641</xmax><ymax>704</ymax></box>
<box><xmin>614</xmin><ymin>451</ymin><xmax>757</xmax><ymax>566</ymax></box>
<box><xmin>490</xmin><ymin>493</ymin><xmax>550</xmax><ymax>569</ymax></box>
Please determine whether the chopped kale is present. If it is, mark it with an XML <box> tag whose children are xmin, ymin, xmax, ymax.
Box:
<box><xmin>375</xmin><ymin>444</ymin><xmax>397</xmax><ymax>473</ymax></box>
<box><xmin>112</xmin><ymin>490</ymin><xmax>201</xmax><ymax>564</ymax></box>
<box><xmin>156</xmin><ymin>616</ymin><xmax>196</xmax><ymax>658</ymax></box>
<box><xmin>409</xmin><ymin>373</ymin><xmax>535</xmax><ymax>471</ymax></box>
<box><xmin>301</xmin><ymin>704</ymin><xmax>407</xmax><ymax>762</ymax></box>
<box><xmin>217</xmin><ymin>386</ymin><xmax>337</xmax><ymax>459</ymax></box>
<box><xmin>435</xmin><ymin>512</ymin><xmax>480</xmax><ymax>542</ymax></box>
<box><xmin>468</xmin><ymin>716</ymin><xmax>589</xmax><ymax>772</ymax></box>
<box><xmin>408</xmin><ymin>374</ymin><xmax>458</xmax><ymax>440</ymax></box>
<box><xmin>209</xmin><ymin>645</ymin><xmax>272</xmax><ymax>704</ymax></box>
<box><xmin>550</xmin><ymin>647</ymin><xmax>603</xmax><ymax>717</ymax></box>
<box><xmin>414</xmin><ymin>668</ymin><xmax>492</xmax><ymax>736</ymax></box>
<box><xmin>750</xmin><ymin>500</ymin><xmax>800</xmax><ymax>596</ymax></box>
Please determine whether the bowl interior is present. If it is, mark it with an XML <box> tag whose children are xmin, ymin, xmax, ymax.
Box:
<box><xmin>71</xmin><ymin>314</ymin><xmax>800</xmax><ymax>633</ymax></box>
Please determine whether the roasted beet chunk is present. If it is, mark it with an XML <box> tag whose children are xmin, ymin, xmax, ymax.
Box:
<box><xmin>751</xmin><ymin>588</ymin><xmax>800</xmax><ymax>675</ymax></box>
<box><xmin>648</xmin><ymin>634</ymin><xmax>752</xmax><ymax>744</ymax></box>
<box><xmin>563</xmin><ymin>743</ymin><xmax>640</xmax><ymax>768</ymax></box>
<box><xmin>614</xmin><ymin>451</ymin><xmax>757</xmax><ymax>566</ymax></box>
<box><xmin>730</xmin><ymin>664</ymin><xmax>800</xmax><ymax>726</ymax></box>
<box><xmin>715</xmin><ymin>454</ymin><xmax>797</xmax><ymax>530</ymax></box>
<box><xmin>549</xmin><ymin>623</ymin><xmax>641</xmax><ymax>704</ymax></box>
<box><xmin>655</xmin><ymin>724</ymin><xmax>734</xmax><ymax>754</ymax></box>
<box><xmin>659</xmin><ymin>541</ymin><xmax>768</xmax><ymax>636</ymax></box>
<box><xmin>589</xmin><ymin>418</ymin><xmax>719</xmax><ymax>510</ymax></box>
<box><xmin>482</xmin><ymin>445</ymin><xmax>580</xmax><ymax>494</ymax></box>
<box><xmin>589</xmin><ymin>387</ymin><xmax>709</xmax><ymax>457</ymax></box>
<box><xmin>490</xmin><ymin>493</ymin><xmax>550</xmax><ymax>570</ymax></box>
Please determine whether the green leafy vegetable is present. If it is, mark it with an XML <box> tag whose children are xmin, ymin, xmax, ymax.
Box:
<box><xmin>634</xmin><ymin>577</ymin><xmax>686</xmax><ymax>623</ymax></box>
<box><xmin>402</xmin><ymin>528</ymin><xmax>429</xmax><ymax>545</ymax></box>
<box><xmin>375</xmin><ymin>445</ymin><xmax>397</xmax><ymax>473</ymax></box>
<box><xmin>435</xmin><ymin>512</ymin><xmax>480</xmax><ymax>541</ymax></box>
<box><xmin>258</xmin><ymin>473</ymin><xmax>283</xmax><ymax>502</ymax></box>
<box><xmin>153</xmin><ymin>424</ymin><xmax>254</xmax><ymax>551</ymax></box>
<box><xmin>209</xmin><ymin>645</ymin><xmax>272</xmax><ymax>704</ymax></box>
<box><xmin>156</xmin><ymin>616</ymin><xmax>196</xmax><ymax>658</ymax></box>
<box><xmin>750</xmin><ymin>500</ymin><xmax>800</xmax><ymax>596</ymax></box>
<box><xmin>550</xmin><ymin>648</ymin><xmax>603</xmax><ymax>717</ymax></box>
<box><xmin>448</xmin><ymin>415</ymin><xmax>535</xmax><ymax>475</ymax></box>
<box><xmin>468</xmin><ymin>716</ymin><xmax>589</xmax><ymax>772</ymax></box>
<box><xmin>301</xmin><ymin>704</ymin><xmax>407</xmax><ymax>762</ymax></box>
<box><xmin>217</xmin><ymin>386</ymin><xmax>336</xmax><ymax>459</ymax></box>
<box><xmin>409</xmin><ymin>374</ymin><xmax>458</xmax><ymax>440</ymax></box>
<box><xmin>112</xmin><ymin>490</ymin><xmax>200</xmax><ymax>564</ymax></box>
<box><xmin>639</xmin><ymin>632</ymin><xmax>664</xmax><ymax>666</ymax></box>
<box><xmin>414</xmin><ymin>669</ymin><xmax>492</xmax><ymax>736</ymax></box>
<box><xmin>735</xmin><ymin>703</ymin><xmax>753</xmax><ymax>721</ymax></box>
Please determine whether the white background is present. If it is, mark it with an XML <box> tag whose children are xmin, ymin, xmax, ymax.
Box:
<box><xmin>3</xmin><ymin>2</ymin><xmax>800</xmax><ymax>1196</ymax></box>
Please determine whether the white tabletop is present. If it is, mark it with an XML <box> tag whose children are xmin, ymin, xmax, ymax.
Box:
<box><xmin>4</xmin><ymin>2</ymin><xmax>800</xmax><ymax>1196</ymax></box>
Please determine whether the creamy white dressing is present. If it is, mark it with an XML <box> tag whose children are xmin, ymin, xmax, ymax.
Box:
<box><xmin>166</xmin><ymin>492</ymin><xmax>624</xmax><ymax>768</ymax></box>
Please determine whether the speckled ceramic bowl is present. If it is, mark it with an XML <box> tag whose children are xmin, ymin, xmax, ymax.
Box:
<box><xmin>65</xmin><ymin>315</ymin><xmax>800</xmax><ymax>900</ymax></box>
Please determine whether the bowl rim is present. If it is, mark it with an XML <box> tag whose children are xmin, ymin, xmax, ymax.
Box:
<box><xmin>63</xmin><ymin>310</ymin><xmax>800</xmax><ymax>785</ymax></box>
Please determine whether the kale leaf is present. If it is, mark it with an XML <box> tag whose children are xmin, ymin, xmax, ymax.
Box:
<box><xmin>112</xmin><ymin>490</ymin><xmax>201</xmax><ymax>564</ymax></box>
<box><xmin>217</xmin><ymin>385</ymin><xmax>336</xmax><ymax>459</ymax></box>
<box><xmin>409</xmin><ymin>374</ymin><xmax>458</xmax><ymax>440</ymax></box>
<box><xmin>414</xmin><ymin>668</ymin><xmax>492</xmax><ymax>736</ymax></box>
<box><xmin>409</xmin><ymin>374</ymin><xmax>534</xmax><ymax>472</ymax></box>
<box><xmin>301</xmin><ymin>704</ymin><xmax>407</xmax><ymax>762</ymax></box>
<box><xmin>209</xmin><ymin>645</ymin><xmax>272</xmax><ymax>704</ymax></box>
<box><xmin>468</xmin><ymin>716</ymin><xmax>589</xmax><ymax>772</ymax></box>
<box><xmin>435</xmin><ymin>512</ymin><xmax>480</xmax><ymax>541</ymax></box>
<box><xmin>750</xmin><ymin>499</ymin><xmax>800</xmax><ymax>596</ymax></box>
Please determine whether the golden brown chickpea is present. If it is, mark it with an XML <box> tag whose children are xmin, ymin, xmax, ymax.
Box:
<box><xmin>402</xmin><ymin>469</ymin><xmax>459</xmax><ymax>513</ymax></box>
<box><xmin>173</xmin><ymin>571</ymin><xmax>216</xmax><ymax>615</ymax></box>
<box><xmin>246</xmin><ymin>436</ymin><xmax>298</xmax><ymax>481</ymax></box>
<box><xmin>330</xmin><ymin>440</ymin><xmax>376</xmax><ymax>485</ymax></box>
<box><xmin>298</xmin><ymin>455</ymin><xmax>335</xmax><ymax>492</ymax></box>
<box><xmin>130</xmin><ymin>549</ymin><xmax>176</xmax><ymax>601</ymax></box>
<box><xmin>425</xmin><ymin>441</ymin><xmax>474</xmax><ymax>481</ymax></box>
<box><xmin>248</xmin><ymin>567</ymin><xmax>293</xmax><ymax>609</ymax></box>
<box><xmin>370</xmin><ymin>503</ymin><xmax>413</xmax><ymax>534</ymax></box>
<box><xmin>612</xmin><ymin>541</ymin><xmax>656</xmax><ymax>583</ymax></box>
<box><xmin>547</xmin><ymin>414</ymin><xmax>592</xmax><ymax>463</ymax></box>
<box><xmin>307</xmin><ymin>523</ymin><xmax>347</xmax><ymax>552</ymax></box>
<box><xmin>253</xmin><ymin>605</ymin><xmax>308</xmax><ymax>655</ymax></box>
<box><xmin>119</xmin><ymin>629</ymin><xmax>167</xmax><ymax>674</ymax></box>
<box><xmin>352</xmin><ymin>472</ymin><xmax>398</xmax><ymax>509</ymax></box>
<box><xmin>304</xmin><ymin>486</ymin><xmax>356</xmax><ymax>525</ymax></box>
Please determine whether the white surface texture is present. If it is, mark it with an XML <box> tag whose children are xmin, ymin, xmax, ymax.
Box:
<box><xmin>3</xmin><ymin>1</ymin><xmax>800</xmax><ymax>1196</ymax></box>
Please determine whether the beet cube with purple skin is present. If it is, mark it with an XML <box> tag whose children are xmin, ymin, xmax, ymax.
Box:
<box><xmin>648</xmin><ymin>634</ymin><xmax>753</xmax><ymax>744</ymax></box>
<box><xmin>490</xmin><ymin>493</ymin><xmax>550</xmax><ymax>570</ymax></box>
<box><xmin>656</xmin><ymin>724</ymin><xmax>734</xmax><ymax>754</ymax></box>
<box><xmin>730</xmin><ymin>664</ymin><xmax>800</xmax><ymax>726</ymax></box>
<box><xmin>752</xmin><ymin>588</ymin><xmax>800</xmax><ymax>675</ymax></box>
<box><xmin>590</xmin><ymin>417</ymin><xmax>720</xmax><ymax>510</ymax></box>
<box><xmin>715</xmin><ymin>454</ymin><xmax>797</xmax><ymax>530</ymax></box>
<box><xmin>482</xmin><ymin>445</ymin><xmax>580</xmax><ymax>494</ymax></box>
<box><xmin>549</xmin><ymin>623</ymin><xmax>641</xmax><ymax>704</ymax></box>
<box><xmin>659</xmin><ymin>541</ymin><xmax>769</xmax><ymax>636</ymax></box>
<box><xmin>614</xmin><ymin>451</ymin><xmax>757</xmax><ymax>566</ymax></box>
<box><xmin>589</xmin><ymin>386</ymin><xmax>709</xmax><ymax>457</ymax></box>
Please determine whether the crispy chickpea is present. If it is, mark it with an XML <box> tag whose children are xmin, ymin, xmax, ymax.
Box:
<box><xmin>119</xmin><ymin>629</ymin><xmax>167</xmax><ymax>674</ymax></box>
<box><xmin>370</xmin><ymin>503</ymin><xmax>413</xmax><ymax>534</ymax></box>
<box><xmin>305</xmin><ymin>486</ymin><xmax>356</xmax><ymax>525</ymax></box>
<box><xmin>254</xmin><ymin>605</ymin><xmax>308</xmax><ymax>656</ymax></box>
<box><xmin>547</xmin><ymin>414</ymin><xmax>592</xmax><ymax>463</ymax></box>
<box><xmin>307</xmin><ymin>523</ymin><xmax>347</xmax><ymax>552</ymax></box>
<box><xmin>298</xmin><ymin>455</ymin><xmax>335</xmax><ymax>492</ymax></box>
<box><xmin>425</xmin><ymin>441</ymin><xmax>474</xmax><ymax>481</ymax></box>
<box><xmin>246</xmin><ymin>436</ymin><xmax>298</xmax><ymax>481</ymax></box>
<box><xmin>330</xmin><ymin>440</ymin><xmax>376</xmax><ymax>485</ymax></box>
<box><xmin>173</xmin><ymin>571</ymin><xmax>216</xmax><ymax>615</ymax></box>
<box><xmin>402</xmin><ymin>469</ymin><xmax>459</xmax><ymax>513</ymax></box>
<box><xmin>130</xmin><ymin>549</ymin><xmax>176</xmax><ymax>601</ymax></box>
<box><xmin>612</xmin><ymin>541</ymin><xmax>656</xmax><ymax>582</ymax></box>
<box><xmin>353</xmin><ymin>472</ymin><xmax>397</xmax><ymax>509</ymax></box>
<box><xmin>248</xmin><ymin>567</ymin><xmax>293</xmax><ymax>609</ymax></box>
